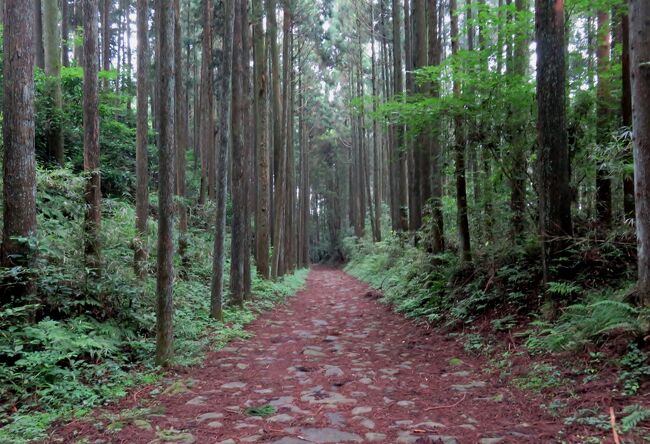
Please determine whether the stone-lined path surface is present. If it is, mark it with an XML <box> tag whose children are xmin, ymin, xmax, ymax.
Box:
<box><xmin>51</xmin><ymin>269</ymin><xmax>561</xmax><ymax>443</ymax></box>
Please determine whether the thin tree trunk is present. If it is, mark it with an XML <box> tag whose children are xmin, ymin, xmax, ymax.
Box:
<box><xmin>392</xmin><ymin>0</ymin><xmax>408</xmax><ymax>232</ymax></box>
<box><xmin>596</xmin><ymin>10</ymin><xmax>612</xmax><ymax>228</ymax></box>
<box><xmin>134</xmin><ymin>0</ymin><xmax>149</xmax><ymax>278</ymax></box>
<box><xmin>175</xmin><ymin>0</ymin><xmax>189</xmax><ymax>267</ymax></box>
<box><xmin>101</xmin><ymin>0</ymin><xmax>110</xmax><ymax>90</ymax></box>
<box><xmin>83</xmin><ymin>0</ymin><xmax>101</xmax><ymax>279</ymax></box>
<box><xmin>230</xmin><ymin>0</ymin><xmax>246</xmax><ymax>306</ymax></box>
<box><xmin>211</xmin><ymin>0</ymin><xmax>234</xmax><ymax>320</ymax></box>
<box><xmin>42</xmin><ymin>0</ymin><xmax>65</xmax><ymax>165</ymax></box>
<box><xmin>450</xmin><ymin>0</ymin><xmax>471</xmax><ymax>262</ymax></box>
<box><xmin>74</xmin><ymin>0</ymin><xmax>83</xmax><ymax>65</ymax></box>
<box><xmin>155</xmin><ymin>0</ymin><xmax>176</xmax><ymax>367</ymax></box>
<box><xmin>370</xmin><ymin>1</ymin><xmax>382</xmax><ymax>242</ymax></box>
<box><xmin>62</xmin><ymin>0</ymin><xmax>70</xmax><ymax>67</ymax></box>
<box><xmin>35</xmin><ymin>0</ymin><xmax>45</xmax><ymax>69</ymax></box>
<box><xmin>428</xmin><ymin>0</ymin><xmax>444</xmax><ymax>253</ymax></box>
<box><xmin>622</xmin><ymin>13</ymin><xmax>635</xmax><ymax>220</ymax></box>
<box><xmin>241</xmin><ymin>0</ymin><xmax>253</xmax><ymax>296</ymax></box>
<box><xmin>630</xmin><ymin>0</ymin><xmax>650</xmax><ymax>305</ymax></box>
<box><xmin>253</xmin><ymin>0</ymin><xmax>270</xmax><ymax>279</ymax></box>
<box><xmin>1</xmin><ymin>0</ymin><xmax>37</xmax><ymax>300</ymax></box>
<box><xmin>198</xmin><ymin>0</ymin><xmax>213</xmax><ymax>205</ymax></box>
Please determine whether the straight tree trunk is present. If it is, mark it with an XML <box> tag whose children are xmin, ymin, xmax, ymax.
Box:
<box><xmin>83</xmin><ymin>0</ymin><xmax>102</xmax><ymax>279</ymax></box>
<box><xmin>241</xmin><ymin>0</ymin><xmax>253</xmax><ymax>296</ymax></box>
<box><xmin>210</xmin><ymin>0</ymin><xmax>234</xmax><ymax>320</ymax></box>
<box><xmin>42</xmin><ymin>0</ymin><xmax>65</xmax><ymax>165</ymax></box>
<box><xmin>596</xmin><ymin>10</ymin><xmax>612</xmax><ymax>228</ymax></box>
<box><xmin>198</xmin><ymin>0</ymin><xmax>213</xmax><ymax>205</ymax></box>
<box><xmin>175</xmin><ymin>0</ymin><xmax>189</xmax><ymax>267</ymax></box>
<box><xmin>370</xmin><ymin>1</ymin><xmax>382</xmax><ymax>243</ymax></box>
<box><xmin>253</xmin><ymin>0</ymin><xmax>270</xmax><ymax>279</ymax></box>
<box><xmin>450</xmin><ymin>0</ymin><xmax>471</xmax><ymax>262</ymax></box>
<box><xmin>630</xmin><ymin>0</ymin><xmax>650</xmax><ymax>305</ymax></box>
<box><xmin>101</xmin><ymin>0</ymin><xmax>110</xmax><ymax>90</ymax></box>
<box><xmin>35</xmin><ymin>0</ymin><xmax>45</xmax><ymax>69</ymax></box>
<box><xmin>155</xmin><ymin>0</ymin><xmax>176</xmax><ymax>367</ymax></box>
<box><xmin>74</xmin><ymin>0</ymin><xmax>83</xmax><ymax>65</ymax></box>
<box><xmin>271</xmin><ymin>1</ymin><xmax>289</xmax><ymax>278</ymax></box>
<box><xmin>622</xmin><ymin>13</ymin><xmax>635</xmax><ymax>220</ymax></box>
<box><xmin>230</xmin><ymin>0</ymin><xmax>246</xmax><ymax>306</ymax></box>
<box><xmin>392</xmin><ymin>0</ymin><xmax>408</xmax><ymax>232</ymax></box>
<box><xmin>413</xmin><ymin>0</ymin><xmax>427</xmax><ymax>232</ymax></box>
<box><xmin>535</xmin><ymin>0</ymin><xmax>572</xmax><ymax>279</ymax></box>
<box><xmin>62</xmin><ymin>0</ymin><xmax>70</xmax><ymax>67</ymax></box>
<box><xmin>510</xmin><ymin>0</ymin><xmax>528</xmax><ymax>242</ymax></box>
<box><xmin>428</xmin><ymin>0</ymin><xmax>444</xmax><ymax>253</ymax></box>
<box><xmin>2</xmin><ymin>0</ymin><xmax>37</xmax><ymax>299</ymax></box>
<box><xmin>134</xmin><ymin>0</ymin><xmax>149</xmax><ymax>278</ymax></box>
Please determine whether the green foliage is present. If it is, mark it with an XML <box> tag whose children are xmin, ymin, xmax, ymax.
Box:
<box><xmin>618</xmin><ymin>345</ymin><xmax>650</xmax><ymax>396</ymax></box>
<box><xmin>620</xmin><ymin>404</ymin><xmax>650</xmax><ymax>433</ymax></box>
<box><xmin>526</xmin><ymin>286</ymin><xmax>644</xmax><ymax>353</ymax></box>
<box><xmin>0</xmin><ymin>168</ymin><xmax>309</xmax><ymax>443</ymax></box>
<box><xmin>512</xmin><ymin>363</ymin><xmax>566</xmax><ymax>392</ymax></box>
<box><xmin>245</xmin><ymin>405</ymin><xmax>276</xmax><ymax>417</ymax></box>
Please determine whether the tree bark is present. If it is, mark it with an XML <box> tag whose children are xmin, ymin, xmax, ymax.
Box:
<box><xmin>230</xmin><ymin>0</ymin><xmax>246</xmax><ymax>306</ymax></box>
<box><xmin>174</xmin><ymin>0</ymin><xmax>188</xmax><ymax>269</ymax></box>
<box><xmin>83</xmin><ymin>0</ymin><xmax>102</xmax><ymax>279</ymax></box>
<box><xmin>42</xmin><ymin>0</ymin><xmax>65</xmax><ymax>165</ymax></box>
<box><xmin>134</xmin><ymin>0</ymin><xmax>149</xmax><ymax>278</ymax></box>
<box><xmin>2</xmin><ymin>0</ymin><xmax>37</xmax><ymax>299</ymax></box>
<box><xmin>535</xmin><ymin>0</ymin><xmax>572</xmax><ymax>279</ymax></box>
<box><xmin>155</xmin><ymin>0</ymin><xmax>176</xmax><ymax>367</ymax></box>
<box><xmin>370</xmin><ymin>1</ymin><xmax>382</xmax><ymax>243</ymax></box>
<box><xmin>211</xmin><ymin>0</ymin><xmax>234</xmax><ymax>320</ymax></box>
<box><xmin>428</xmin><ymin>0</ymin><xmax>444</xmax><ymax>253</ymax></box>
<box><xmin>595</xmin><ymin>10</ymin><xmax>612</xmax><ymax>228</ymax></box>
<box><xmin>622</xmin><ymin>13</ymin><xmax>635</xmax><ymax>220</ymax></box>
<box><xmin>450</xmin><ymin>0</ymin><xmax>471</xmax><ymax>262</ymax></box>
<box><xmin>35</xmin><ymin>0</ymin><xmax>45</xmax><ymax>69</ymax></box>
<box><xmin>392</xmin><ymin>0</ymin><xmax>408</xmax><ymax>232</ymax></box>
<box><xmin>198</xmin><ymin>0</ymin><xmax>214</xmax><ymax>205</ymax></box>
<box><xmin>101</xmin><ymin>0</ymin><xmax>110</xmax><ymax>90</ymax></box>
<box><xmin>253</xmin><ymin>0</ymin><xmax>270</xmax><ymax>279</ymax></box>
<box><xmin>241</xmin><ymin>0</ymin><xmax>253</xmax><ymax>295</ymax></box>
<box><xmin>630</xmin><ymin>0</ymin><xmax>650</xmax><ymax>305</ymax></box>
<box><xmin>62</xmin><ymin>0</ymin><xmax>70</xmax><ymax>67</ymax></box>
<box><xmin>413</xmin><ymin>0</ymin><xmax>427</xmax><ymax>232</ymax></box>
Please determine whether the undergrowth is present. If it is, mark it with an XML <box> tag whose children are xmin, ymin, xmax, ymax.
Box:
<box><xmin>344</xmin><ymin>231</ymin><xmax>650</xmax><ymax>438</ymax></box>
<box><xmin>0</xmin><ymin>168</ymin><xmax>309</xmax><ymax>444</ymax></box>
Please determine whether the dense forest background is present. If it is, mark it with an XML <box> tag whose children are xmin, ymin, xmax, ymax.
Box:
<box><xmin>1</xmin><ymin>0</ymin><xmax>650</xmax><ymax>441</ymax></box>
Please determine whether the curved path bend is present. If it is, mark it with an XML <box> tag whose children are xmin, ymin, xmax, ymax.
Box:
<box><xmin>52</xmin><ymin>269</ymin><xmax>560</xmax><ymax>443</ymax></box>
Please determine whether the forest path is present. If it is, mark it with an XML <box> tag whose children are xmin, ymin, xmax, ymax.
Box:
<box><xmin>52</xmin><ymin>269</ymin><xmax>561</xmax><ymax>443</ymax></box>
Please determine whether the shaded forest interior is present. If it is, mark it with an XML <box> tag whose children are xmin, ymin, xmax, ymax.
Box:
<box><xmin>2</xmin><ymin>0</ymin><xmax>650</xmax><ymax>442</ymax></box>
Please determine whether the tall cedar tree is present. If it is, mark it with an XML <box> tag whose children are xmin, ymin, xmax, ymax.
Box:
<box><xmin>198</xmin><ymin>0</ymin><xmax>214</xmax><ymax>205</ymax></box>
<box><xmin>253</xmin><ymin>0</ymin><xmax>270</xmax><ymax>279</ymax></box>
<box><xmin>175</xmin><ymin>0</ymin><xmax>189</xmax><ymax>265</ymax></box>
<box><xmin>535</xmin><ymin>0</ymin><xmax>572</xmax><ymax>279</ymax></box>
<box><xmin>155</xmin><ymin>0</ymin><xmax>176</xmax><ymax>366</ymax></box>
<box><xmin>134</xmin><ymin>0</ymin><xmax>149</xmax><ymax>277</ymax></box>
<box><xmin>450</xmin><ymin>0</ymin><xmax>472</xmax><ymax>262</ymax></box>
<box><xmin>595</xmin><ymin>10</ymin><xmax>612</xmax><ymax>228</ymax></box>
<box><xmin>211</xmin><ymin>0</ymin><xmax>234</xmax><ymax>319</ymax></box>
<box><xmin>83</xmin><ymin>0</ymin><xmax>102</xmax><ymax>279</ymax></box>
<box><xmin>230</xmin><ymin>0</ymin><xmax>246</xmax><ymax>306</ymax></box>
<box><xmin>428</xmin><ymin>0</ymin><xmax>444</xmax><ymax>253</ymax></box>
<box><xmin>42</xmin><ymin>0</ymin><xmax>65</xmax><ymax>165</ymax></box>
<box><xmin>630</xmin><ymin>0</ymin><xmax>650</xmax><ymax>306</ymax></box>
<box><xmin>392</xmin><ymin>0</ymin><xmax>408</xmax><ymax>232</ymax></box>
<box><xmin>2</xmin><ymin>0</ymin><xmax>37</xmax><ymax>300</ymax></box>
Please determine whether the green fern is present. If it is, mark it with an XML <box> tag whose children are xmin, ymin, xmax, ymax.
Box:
<box><xmin>621</xmin><ymin>404</ymin><xmax>650</xmax><ymax>433</ymax></box>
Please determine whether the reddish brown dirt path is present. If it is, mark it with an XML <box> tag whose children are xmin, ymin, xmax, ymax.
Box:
<box><xmin>50</xmin><ymin>269</ymin><xmax>563</xmax><ymax>443</ymax></box>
